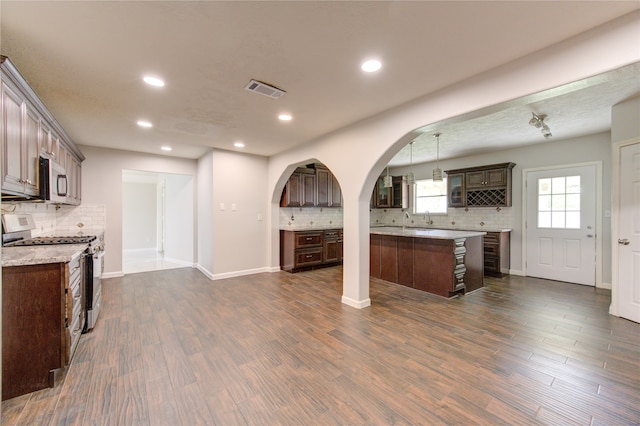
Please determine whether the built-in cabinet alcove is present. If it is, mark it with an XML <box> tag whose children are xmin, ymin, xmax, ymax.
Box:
<box><xmin>279</xmin><ymin>163</ymin><xmax>344</xmax><ymax>273</ymax></box>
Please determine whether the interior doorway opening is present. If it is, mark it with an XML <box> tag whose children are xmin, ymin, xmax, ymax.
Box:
<box><xmin>122</xmin><ymin>169</ymin><xmax>194</xmax><ymax>274</ymax></box>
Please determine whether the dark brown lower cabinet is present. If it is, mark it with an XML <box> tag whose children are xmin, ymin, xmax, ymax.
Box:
<box><xmin>483</xmin><ymin>231</ymin><xmax>511</xmax><ymax>277</ymax></box>
<box><xmin>370</xmin><ymin>233</ymin><xmax>484</xmax><ymax>298</ymax></box>
<box><xmin>281</xmin><ymin>229</ymin><xmax>343</xmax><ymax>272</ymax></box>
<box><xmin>397</xmin><ymin>237</ymin><xmax>414</xmax><ymax>287</ymax></box>
<box><xmin>2</xmin><ymin>263</ymin><xmax>66</xmax><ymax>401</ymax></box>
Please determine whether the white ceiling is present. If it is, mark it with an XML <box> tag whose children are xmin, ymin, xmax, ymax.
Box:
<box><xmin>1</xmin><ymin>1</ymin><xmax>639</xmax><ymax>164</ymax></box>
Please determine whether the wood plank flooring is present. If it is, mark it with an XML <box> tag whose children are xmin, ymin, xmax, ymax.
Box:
<box><xmin>3</xmin><ymin>267</ymin><xmax>639</xmax><ymax>425</ymax></box>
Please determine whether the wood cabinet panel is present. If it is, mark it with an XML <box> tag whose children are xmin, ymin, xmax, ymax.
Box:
<box><xmin>2</xmin><ymin>263</ymin><xmax>66</xmax><ymax>401</ymax></box>
<box><xmin>380</xmin><ymin>235</ymin><xmax>398</xmax><ymax>283</ymax></box>
<box><xmin>483</xmin><ymin>231</ymin><xmax>510</xmax><ymax>277</ymax></box>
<box><xmin>445</xmin><ymin>162</ymin><xmax>515</xmax><ymax>207</ymax></box>
<box><xmin>397</xmin><ymin>236</ymin><xmax>414</xmax><ymax>287</ymax></box>
<box><xmin>370</xmin><ymin>234</ymin><xmax>381</xmax><ymax>279</ymax></box>
<box><xmin>331</xmin><ymin>174</ymin><xmax>342</xmax><ymax>207</ymax></box>
<box><xmin>1</xmin><ymin>81</ymin><xmax>25</xmax><ymax>194</ymax></box>
<box><xmin>300</xmin><ymin>172</ymin><xmax>316</xmax><ymax>207</ymax></box>
<box><xmin>413</xmin><ymin>238</ymin><xmax>456</xmax><ymax>297</ymax></box>
<box><xmin>281</xmin><ymin>229</ymin><xmax>343</xmax><ymax>272</ymax></box>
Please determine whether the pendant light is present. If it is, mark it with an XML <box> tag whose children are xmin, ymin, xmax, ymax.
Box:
<box><xmin>383</xmin><ymin>166</ymin><xmax>393</xmax><ymax>187</ymax></box>
<box><xmin>432</xmin><ymin>133</ymin><xmax>443</xmax><ymax>181</ymax></box>
<box><xmin>407</xmin><ymin>141</ymin><xmax>415</xmax><ymax>186</ymax></box>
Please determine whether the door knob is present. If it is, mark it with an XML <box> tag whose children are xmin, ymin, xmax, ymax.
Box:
<box><xmin>618</xmin><ymin>239</ymin><xmax>630</xmax><ymax>245</ymax></box>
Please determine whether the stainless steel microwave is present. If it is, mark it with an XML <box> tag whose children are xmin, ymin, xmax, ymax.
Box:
<box><xmin>39</xmin><ymin>156</ymin><xmax>68</xmax><ymax>203</ymax></box>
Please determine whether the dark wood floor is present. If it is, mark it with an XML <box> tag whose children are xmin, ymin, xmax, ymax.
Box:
<box><xmin>3</xmin><ymin>267</ymin><xmax>639</xmax><ymax>425</ymax></box>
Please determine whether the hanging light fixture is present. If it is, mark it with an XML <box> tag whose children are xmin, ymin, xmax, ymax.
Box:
<box><xmin>407</xmin><ymin>141</ymin><xmax>415</xmax><ymax>186</ymax></box>
<box><xmin>383</xmin><ymin>166</ymin><xmax>393</xmax><ymax>187</ymax></box>
<box><xmin>432</xmin><ymin>133</ymin><xmax>443</xmax><ymax>181</ymax></box>
<box><xmin>529</xmin><ymin>113</ymin><xmax>552</xmax><ymax>139</ymax></box>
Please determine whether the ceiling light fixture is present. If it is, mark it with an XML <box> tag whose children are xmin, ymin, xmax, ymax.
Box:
<box><xmin>143</xmin><ymin>76</ymin><xmax>165</xmax><ymax>87</ymax></box>
<box><xmin>361</xmin><ymin>59</ymin><xmax>382</xmax><ymax>73</ymax></box>
<box><xmin>432</xmin><ymin>133</ymin><xmax>443</xmax><ymax>182</ymax></box>
<box><xmin>529</xmin><ymin>113</ymin><xmax>552</xmax><ymax>139</ymax></box>
<box><xmin>278</xmin><ymin>113</ymin><xmax>292</xmax><ymax>121</ymax></box>
<box><xmin>161</xmin><ymin>146</ymin><xmax>172</xmax><ymax>151</ymax></box>
<box><xmin>137</xmin><ymin>120</ymin><xmax>153</xmax><ymax>128</ymax></box>
<box><xmin>234</xmin><ymin>141</ymin><xmax>245</xmax><ymax>148</ymax></box>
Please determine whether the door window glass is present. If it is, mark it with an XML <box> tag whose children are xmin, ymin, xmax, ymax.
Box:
<box><xmin>537</xmin><ymin>176</ymin><xmax>581</xmax><ymax>229</ymax></box>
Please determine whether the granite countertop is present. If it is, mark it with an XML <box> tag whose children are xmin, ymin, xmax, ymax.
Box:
<box><xmin>370</xmin><ymin>226</ymin><xmax>486</xmax><ymax>240</ymax></box>
<box><xmin>280</xmin><ymin>226</ymin><xmax>342</xmax><ymax>232</ymax></box>
<box><xmin>371</xmin><ymin>225</ymin><xmax>512</xmax><ymax>233</ymax></box>
<box><xmin>2</xmin><ymin>244</ymin><xmax>87</xmax><ymax>267</ymax></box>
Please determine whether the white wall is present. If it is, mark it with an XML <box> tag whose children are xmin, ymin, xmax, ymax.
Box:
<box><xmin>612</xmin><ymin>96</ymin><xmax>640</xmax><ymax>144</ymax></box>
<box><xmin>267</xmin><ymin>11</ymin><xmax>640</xmax><ymax>307</ymax></box>
<box><xmin>79</xmin><ymin>145</ymin><xmax>197</xmax><ymax>276</ymax></box>
<box><xmin>164</xmin><ymin>173</ymin><xmax>194</xmax><ymax>264</ymax></box>
<box><xmin>197</xmin><ymin>149</ymin><xmax>269</xmax><ymax>279</ymax></box>
<box><xmin>122</xmin><ymin>181</ymin><xmax>157</xmax><ymax>250</ymax></box>
<box><xmin>197</xmin><ymin>152</ymin><xmax>214</xmax><ymax>275</ymax></box>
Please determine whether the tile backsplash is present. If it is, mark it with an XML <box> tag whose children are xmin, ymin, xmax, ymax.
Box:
<box><xmin>279</xmin><ymin>207</ymin><xmax>343</xmax><ymax>229</ymax></box>
<box><xmin>2</xmin><ymin>202</ymin><xmax>106</xmax><ymax>236</ymax></box>
<box><xmin>279</xmin><ymin>206</ymin><xmax>513</xmax><ymax>231</ymax></box>
<box><xmin>370</xmin><ymin>206</ymin><xmax>513</xmax><ymax>230</ymax></box>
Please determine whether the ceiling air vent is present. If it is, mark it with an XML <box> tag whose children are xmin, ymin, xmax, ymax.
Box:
<box><xmin>244</xmin><ymin>79</ymin><xmax>286</xmax><ymax>99</ymax></box>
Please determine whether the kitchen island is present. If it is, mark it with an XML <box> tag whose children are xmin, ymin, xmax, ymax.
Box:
<box><xmin>370</xmin><ymin>227</ymin><xmax>485</xmax><ymax>297</ymax></box>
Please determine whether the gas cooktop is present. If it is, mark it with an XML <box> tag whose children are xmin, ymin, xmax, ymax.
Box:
<box><xmin>4</xmin><ymin>235</ymin><xmax>97</xmax><ymax>247</ymax></box>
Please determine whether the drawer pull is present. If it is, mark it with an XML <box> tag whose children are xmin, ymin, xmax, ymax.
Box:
<box><xmin>306</xmin><ymin>254</ymin><xmax>313</xmax><ymax>258</ymax></box>
<box><xmin>306</xmin><ymin>237</ymin><xmax>313</xmax><ymax>241</ymax></box>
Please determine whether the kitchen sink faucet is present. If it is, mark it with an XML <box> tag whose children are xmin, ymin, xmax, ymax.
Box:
<box><xmin>424</xmin><ymin>210</ymin><xmax>433</xmax><ymax>225</ymax></box>
<box><xmin>403</xmin><ymin>211</ymin><xmax>411</xmax><ymax>229</ymax></box>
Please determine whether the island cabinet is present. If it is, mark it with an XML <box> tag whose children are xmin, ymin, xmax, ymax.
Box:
<box><xmin>370</xmin><ymin>229</ymin><xmax>484</xmax><ymax>298</ymax></box>
<box><xmin>280</xmin><ymin>229</ymin><xmax>343</xmax><ymax>272</ymax></box>
<box><xmin>2</xmin><ymin>253</ymin><xmax>84</xmax><ymax>401</ymax></box>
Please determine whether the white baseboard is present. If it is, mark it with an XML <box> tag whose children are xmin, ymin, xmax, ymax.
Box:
<box><xmin>508</xmin><ymin>269</ymin><xmax>526</xmax><ymax>276</ymax></box>
<box><xmin>341</xmin><ymin>295</ymin><xmax>371</xmax><ymax>309</ymax></box>
<box><xmin>196</xmin><ymin>264</ymin><xmax>214</xmax><ymax>280</ymax></box>
<box><xmin>597</xmin><ymin>282</ymin><xmax>612</xmax><ymax>290</ymax></box>
<box><xmin>267</xmin><ymin>266</ymin><xmax>281</xmax><ymax>273</ymax></box>
<box><xmin>102</xmin><ymin>271</ymin><xmax>124</xmax><ymax>279</ymax></box>
<box><xmin>196</xmin><ymin>265</ymin><xmax>271</xmax><ymax>281</ymax></box>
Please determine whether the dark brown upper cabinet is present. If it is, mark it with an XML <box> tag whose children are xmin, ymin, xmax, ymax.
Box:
<box><xmin>445</xmin><ymin>162</ymin><xmax>515</xmax><ymax>207</ymax></box>
<box><xmin>280</xmin><ymin>164</ymin><xmax>342</xmax><ymax>208</ymax></box>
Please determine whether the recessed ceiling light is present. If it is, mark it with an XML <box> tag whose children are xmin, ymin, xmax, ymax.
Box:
<box><xmin>361</xmin><ymin>59</ymin><xmax>382</xmax><ymax>73</ymax></box>
<box><xmin>234</xmin><ymin>141</ymin><xmax>245</xmax><ymax>148</ymax></box>
<box><xmin>278</xmin><ymin>113</ymin><xmax>292</xmax><ymax>121</ymax></box>
<box><xmin>137</xmin><ymin>120</ymin><xmax>153</xmax><ymax>128</ymax></box>
<box><xmin>161</xmin><ymin>146</ymin><xmax>172</xmax><ymax>151</ymax></box>
<box><xmin>143</xmin><ymin>75</ymin><xmax>165</xmax><ymax>87</ymax></box>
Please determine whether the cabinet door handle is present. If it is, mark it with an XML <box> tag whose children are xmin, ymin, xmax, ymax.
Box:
<box><xmin>618</xmin><ymin>239</ymin><xmax>630</xmax><ymax>245</ymax></box>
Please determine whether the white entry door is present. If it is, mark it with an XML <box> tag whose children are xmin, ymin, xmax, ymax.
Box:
<box><xmin>526</xmin><ymin>164</ymin><xmax>597</xmax><ymax>285</ymax></box>
<box><xmin>617</xmin><ymin>143</ymin><xmax>640</xmax><ymax>322</ymax></box>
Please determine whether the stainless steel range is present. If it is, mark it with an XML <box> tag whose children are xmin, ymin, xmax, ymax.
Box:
<box><xmin>2</xmin><ymin>214</ymin><xmax>104</xmax><ymax>332</ymax></box>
